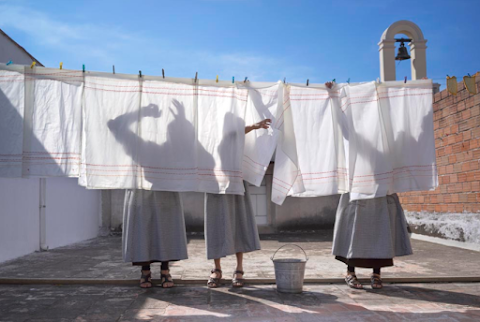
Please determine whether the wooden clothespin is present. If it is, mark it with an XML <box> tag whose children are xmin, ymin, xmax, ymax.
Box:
<box><xmin>194</xmin><ymin>72</ymin><xmax>198</xmax><ymax>83</ymax></box>
<box><xmin>6</xmin><ymin>60</ymin><xmax>13</xmax><ymax>66</ymax></box>
<box><xmin>112</xmin><ymin>65</ymin><xmax>115</xmax><ymax>74</ymax></box>
<box><xmin>306</xmin><ymin>79</ymin><xmax>309</xmax><ymax>86</ymax></box>
<box><xmin>162</xmin><ymin>69</ymin><xmax>165</xmax><ymax>79</ymax></box>
<box><xmin>59</xmin><ymin>62</ymin><xmax>63</xmax><ymax>70</ymax></box>
<box><xmin>216</xmin><ymin>75</ymin><xmax>219</xmax><ymax>83</ymax></box>
<box><xmin>139</xmin><ymin>70</ymin><xmax>142</xmax><ymax>78</ymax></box>
<box><xmin>30</xmin><ymin>61</ymin><xmax>36</xmax><ymax>69</ymax></box>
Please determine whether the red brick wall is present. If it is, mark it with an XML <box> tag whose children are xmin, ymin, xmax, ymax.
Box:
<box><xmin>399</xmin><ymin>78</ymin><xmax>480</xmax><ymax>213</ymax></box>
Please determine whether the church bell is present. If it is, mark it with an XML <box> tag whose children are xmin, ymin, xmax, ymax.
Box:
<box><xmin>395</xmin><ymin>41</ymin><xmax>411</xmax><ymax>61</ymax></box>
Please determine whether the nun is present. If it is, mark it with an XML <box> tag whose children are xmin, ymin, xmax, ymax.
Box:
<box><xmin>108</xmin><ymin>104</ymin><xmax>190</xmax><ymax>288</ymax></box>
<box><xmin>332</xmin><ymin>193</ymin><xmax>413</xmax><ymax>289</ymax></box>
<box><xmin>205</xmin><ymin>118</ymin><xmax>271</xmax><ymax>288</ymax></box>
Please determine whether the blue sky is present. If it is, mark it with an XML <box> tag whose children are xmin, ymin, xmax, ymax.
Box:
<box><xmin>1</xmin><ymin>0</ymin><xmax>479</xmax><ymax>89</ymax></box>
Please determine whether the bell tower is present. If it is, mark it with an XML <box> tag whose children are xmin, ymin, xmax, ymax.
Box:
<box><xmin>378</xmin><ymin>20</ymin><xmax>427</xmax><ymax>82</ymax></box>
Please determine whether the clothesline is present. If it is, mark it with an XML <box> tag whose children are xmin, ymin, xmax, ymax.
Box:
<box><xmin>0</xmin><ymin>64</ymin><xmax>438</xmax><ymax>206</ymax></box>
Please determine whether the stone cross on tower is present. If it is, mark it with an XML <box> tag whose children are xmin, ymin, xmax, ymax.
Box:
<box><xmin>378</xmin><ymin>20</ymin><xmax>427</xmax><ymax>82</ymax></box>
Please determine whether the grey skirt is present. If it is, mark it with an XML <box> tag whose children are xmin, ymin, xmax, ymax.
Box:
<box><xmin>332</xmin><ymin>193</ymin><xmax>413</xmax><ymax>261</ymax></box>
<box><xmin>204</xmin><ymin>181</ymin><xmax>261</xmax><ymax>260</ymax></box>
<box><xmin>122</xmin><ymin>189</ymin><xmax>188</xmax><ymax>263</ymax></box>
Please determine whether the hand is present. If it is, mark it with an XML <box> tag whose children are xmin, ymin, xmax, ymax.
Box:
<box><xmin>325</xmin><ymin>82</ymin><xmax>334</xmax><ymax>89</ymax></box>
<box><xmin>142</xmin><ymin>104</ymin><xmax>161</xmax><ymax>118</ymax></box>
<box><xmin>251</xmin><ymin>119</ymin><xmax>271</xmax><ymax>130</ymax></box>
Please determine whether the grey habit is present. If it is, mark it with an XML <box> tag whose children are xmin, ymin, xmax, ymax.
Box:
<box><xmin>332</xmin><ymin>193</ymin><xmax>413</xmax><ymax>264</ymax></box>
<box><xmin>122</xmin><ymin>189</ymin><xmax>188</xmax><ymax>263</ymax></box>
<box><xmin>205</xmin><ymin>181</ymin><xmax>261</xmax><ymax>260</ymax></box>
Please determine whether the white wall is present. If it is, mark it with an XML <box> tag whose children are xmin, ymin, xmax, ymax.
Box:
<box><xmin>0</xmin><ymin>177</ymin><xmax>101</xmax><ymax>263</ymax></box>
<box><xmin>45</xmin><ymin>178</ymin><xmax>101</xmax><ymax>249</ymax></box>
<box><xmin>0</xmin><ymin>31</ymin><xmax>37</xmax><ymax>65</ymax></box>
<box><xmin>0</xmin><ymin>178</ymin><xmax>40</xmax><ymax>263</ymax></box>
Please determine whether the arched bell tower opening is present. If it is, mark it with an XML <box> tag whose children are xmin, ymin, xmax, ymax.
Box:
<box><xmin>378</xmin><ymin>20</ymin><xmax>427</xmax><ymax>82</ymax></box>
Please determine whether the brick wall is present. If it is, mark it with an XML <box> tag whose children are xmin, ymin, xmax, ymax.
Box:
<box><xmin>399</xmin><ymin>78</ymin><xmax>480</xmax><ymax>213</ymax></box>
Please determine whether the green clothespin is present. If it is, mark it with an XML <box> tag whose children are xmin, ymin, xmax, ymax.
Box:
<box><xmin>347</xmin><ymin>78</ymin><xmax>350</xmax><ymax>84</ymax></box>
<box><xmin>82</xmin><ymin>64</ymin><xmax>85</xmax><ymax>73</ymax></box>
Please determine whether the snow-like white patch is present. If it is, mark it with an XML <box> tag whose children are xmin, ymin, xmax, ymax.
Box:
<box><xmin>405</xmin><ymin>211</ymin><xmax>480</xmax><ymax>244</ymax></box>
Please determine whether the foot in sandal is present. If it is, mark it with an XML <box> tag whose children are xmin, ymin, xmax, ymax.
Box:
<box><xmin>232</xmin><ymin>270</ymin><xmax>245</xmax><ymax>288</ymax></box>
<box><xmin>371</xmin><ymin>273</ymin><xmax>383</xmax><ymax>289</ymax></box>
<box><xmin>207</xmin><ymin>268</ymin><xmax>222</xmax><ymax>288</ymax></box>
<box><xmin>345</xmin><ymin>271</ymin><xmax>363</xmax><ymax>289</ymax></box>
<box><xmin>140</xmin><ymin>270</ymin><xmax>152</xmax><ymax>288</ymax></box>
<box><xmin>160</xmin><ymin>269</ymin><xmax>174</xmax><ymax>288</ymax></box>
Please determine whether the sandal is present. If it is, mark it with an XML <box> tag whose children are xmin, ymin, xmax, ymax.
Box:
<box><xmin>232</xmin><ymin>270</ymin><xmax>245</xmax><ymax>288</ymax></box>
<box><xmin>371</xmin><ymin>273</ymin><xmax>383</xmax><ymax>289</ymax></box>
<box><xmin>207</xmin><ymin>268</ymin><xmax>222</xmax><ymax>288</ymax></box>
<box><xmin>140</xmin><ymin>270</ymin><xmax>152</xmax><ymax>288</ymax></box>
<box><xmin>160</xmin><ymin>271</ymin><xmax>174</xmax><ymax>288</ymax></box>
<box><xmin>345</xmin><ymin>273</ymin><xmax>363</xmax><ymax>289</ymax></box>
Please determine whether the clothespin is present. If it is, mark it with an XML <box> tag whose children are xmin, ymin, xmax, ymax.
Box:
<box><xmin>283</xmin><ymin>77</ymin><xmax>286</xmax><ymax>84</ymax></box>
<box><xmin>59</xmin><ymin>62</ymin><xmax>63</xmax><ymax>70</ymax></box>
<box><xmin>332</xmin><ymin>78</ymin><xmax>336</xmax><ymax>83</ymax></box>
<box><xmin>30</xmin><ymin>61</ymin><xmax>36</xmax><ymax>69</ymax></box>
<box><xmin>468</xmin><ymin>73</ymin><xmax>471</xmax><ymax>77</ymax></box>
<box><xmin>216</xmin><ymin>75</ymin><xmax>219</xmax><ymax>83</ymax></box>
<box><xmin>232</xmin><ymin>77</ymin><xmax>234</xmax><ymax>84</ymax></box>
<box><xmin>139</xmin><ymin>70</ymin><xmax>142</xmax><ymax>78</ymax></box>
<box><xmin>6</xmin><ymin>60</ymin><xmax>12</xmax><ymax>65</ymax></box>
<box><xmin>347</xmin><ymin>78</ymin><xmax>350</xmax><ymax>84</ymax></box>
<box><xmin>306</xmin><ymin>79</ymin><xmax>309</xmax><ymax>86</ymax></box>
<box><xmin>82</xmin><ymin>64</ymin><xmax>85</xmax><ymax>73</ymax></box>
<box><xmin>404</xmin><ymin>76</ymin><xmax>407</xmax><ymax>83</ymax></box>
<box><xmin>112</xmin><ymin>65</ymin><xmax>115</xmax><ymax>74</ymax></box>
<box><xmin>194</xmin><ymin>72</ymin><xmax>198</xmax><ymax>83</ymax></box>
<box><xmin>244</xmin><ymin>77</ymin><xmax>248</xmax><ymax>83</ymax></box>
<box><xmin>162</xmin><ymin>69</ymin><xmax>165</xmax><ymax>78</ymax></box>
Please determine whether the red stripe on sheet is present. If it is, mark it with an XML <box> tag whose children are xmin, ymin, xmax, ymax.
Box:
<box><xmin>378</xmin><ymin>93</ymin><xmax>432</xmax><ymax>99</ymax></box>
<box><xmin>81</xmin><ymin>172</ymin><xmax>243</xmax><ymax>183</ymax></box>
<box><xmin>243</xmin><ymin>155</ymin><xmax>268</xmax><ymax>168</ymax></box>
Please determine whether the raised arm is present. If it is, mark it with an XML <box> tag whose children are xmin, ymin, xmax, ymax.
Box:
<box><xmin>245</xmin><ymin>118</ymin><xmax>271</xmax><ymax>134</ymax></box>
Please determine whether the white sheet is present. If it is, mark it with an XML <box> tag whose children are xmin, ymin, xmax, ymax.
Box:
<box><xmin>0</xmin><ymin>66</ymin><xmax>24</xmax><ymax>178</ymax></box>
<box><xmin>377</xmin><ymin>80</ymin><xmax>437</xmax><ymax>194</ymax></box>
<box><xmin>80</xmin><ymin>73</ymin><xmax>141</xmax><ymax>189</ymax></box>
<box><xmin>271</xmin><ymin>85</ymin><xmax>305</xmax><ymax>205</ymax></box>
<box><xmin>22</xmin><ymin>67</ymin><xmax>83</xmax><ymax>177</ymax></box>
<box><xmin>242</xmin><ymin>83</ymin><xmax>281</xmax><ymax>186</ymax></box>
<box><xmin>342</xmin><ymin>82</ymin><xmax>393</xmax><ymax>200</ymax></box>
<box><xmin>272</xmin><ymin>80</ymin><xmax>437</xmax><ymax>204</ymax></box>
<box><xmin>196</xmin><ymin>84</ymin><xmax>248</xmax><ymax>195</ymax></box>
<box><xmin>137</xmin><ymin>80</ymin><xmax>197</xmax><ymax>192</ymax></box>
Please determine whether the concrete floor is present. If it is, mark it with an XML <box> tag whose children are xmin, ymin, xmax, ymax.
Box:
<box><xmin>0</xmin><ymin>283</ymin><xmax>479</xmax><ymax>321</ymax></box>
<box><xmin>1</xmin><ymin>232</ymin><xmax>480</xmax><ymax>321</ymax></box>
<box><xmin>0</xmin><ymin>231</ymin><xmax>479</xmax><ymax>282</ymax></box>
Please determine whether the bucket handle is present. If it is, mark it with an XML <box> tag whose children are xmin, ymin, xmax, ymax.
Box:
<box><xmin>271</xmin><ymin>244</ymin><xmax>308</xmax><ymax>262</ymax></box>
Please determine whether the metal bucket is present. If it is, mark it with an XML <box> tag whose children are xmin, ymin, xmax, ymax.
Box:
<box><xmin>271</xmin><ymin>244</ymin><xmax>308</xmax><ymax>293</ymax></box>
